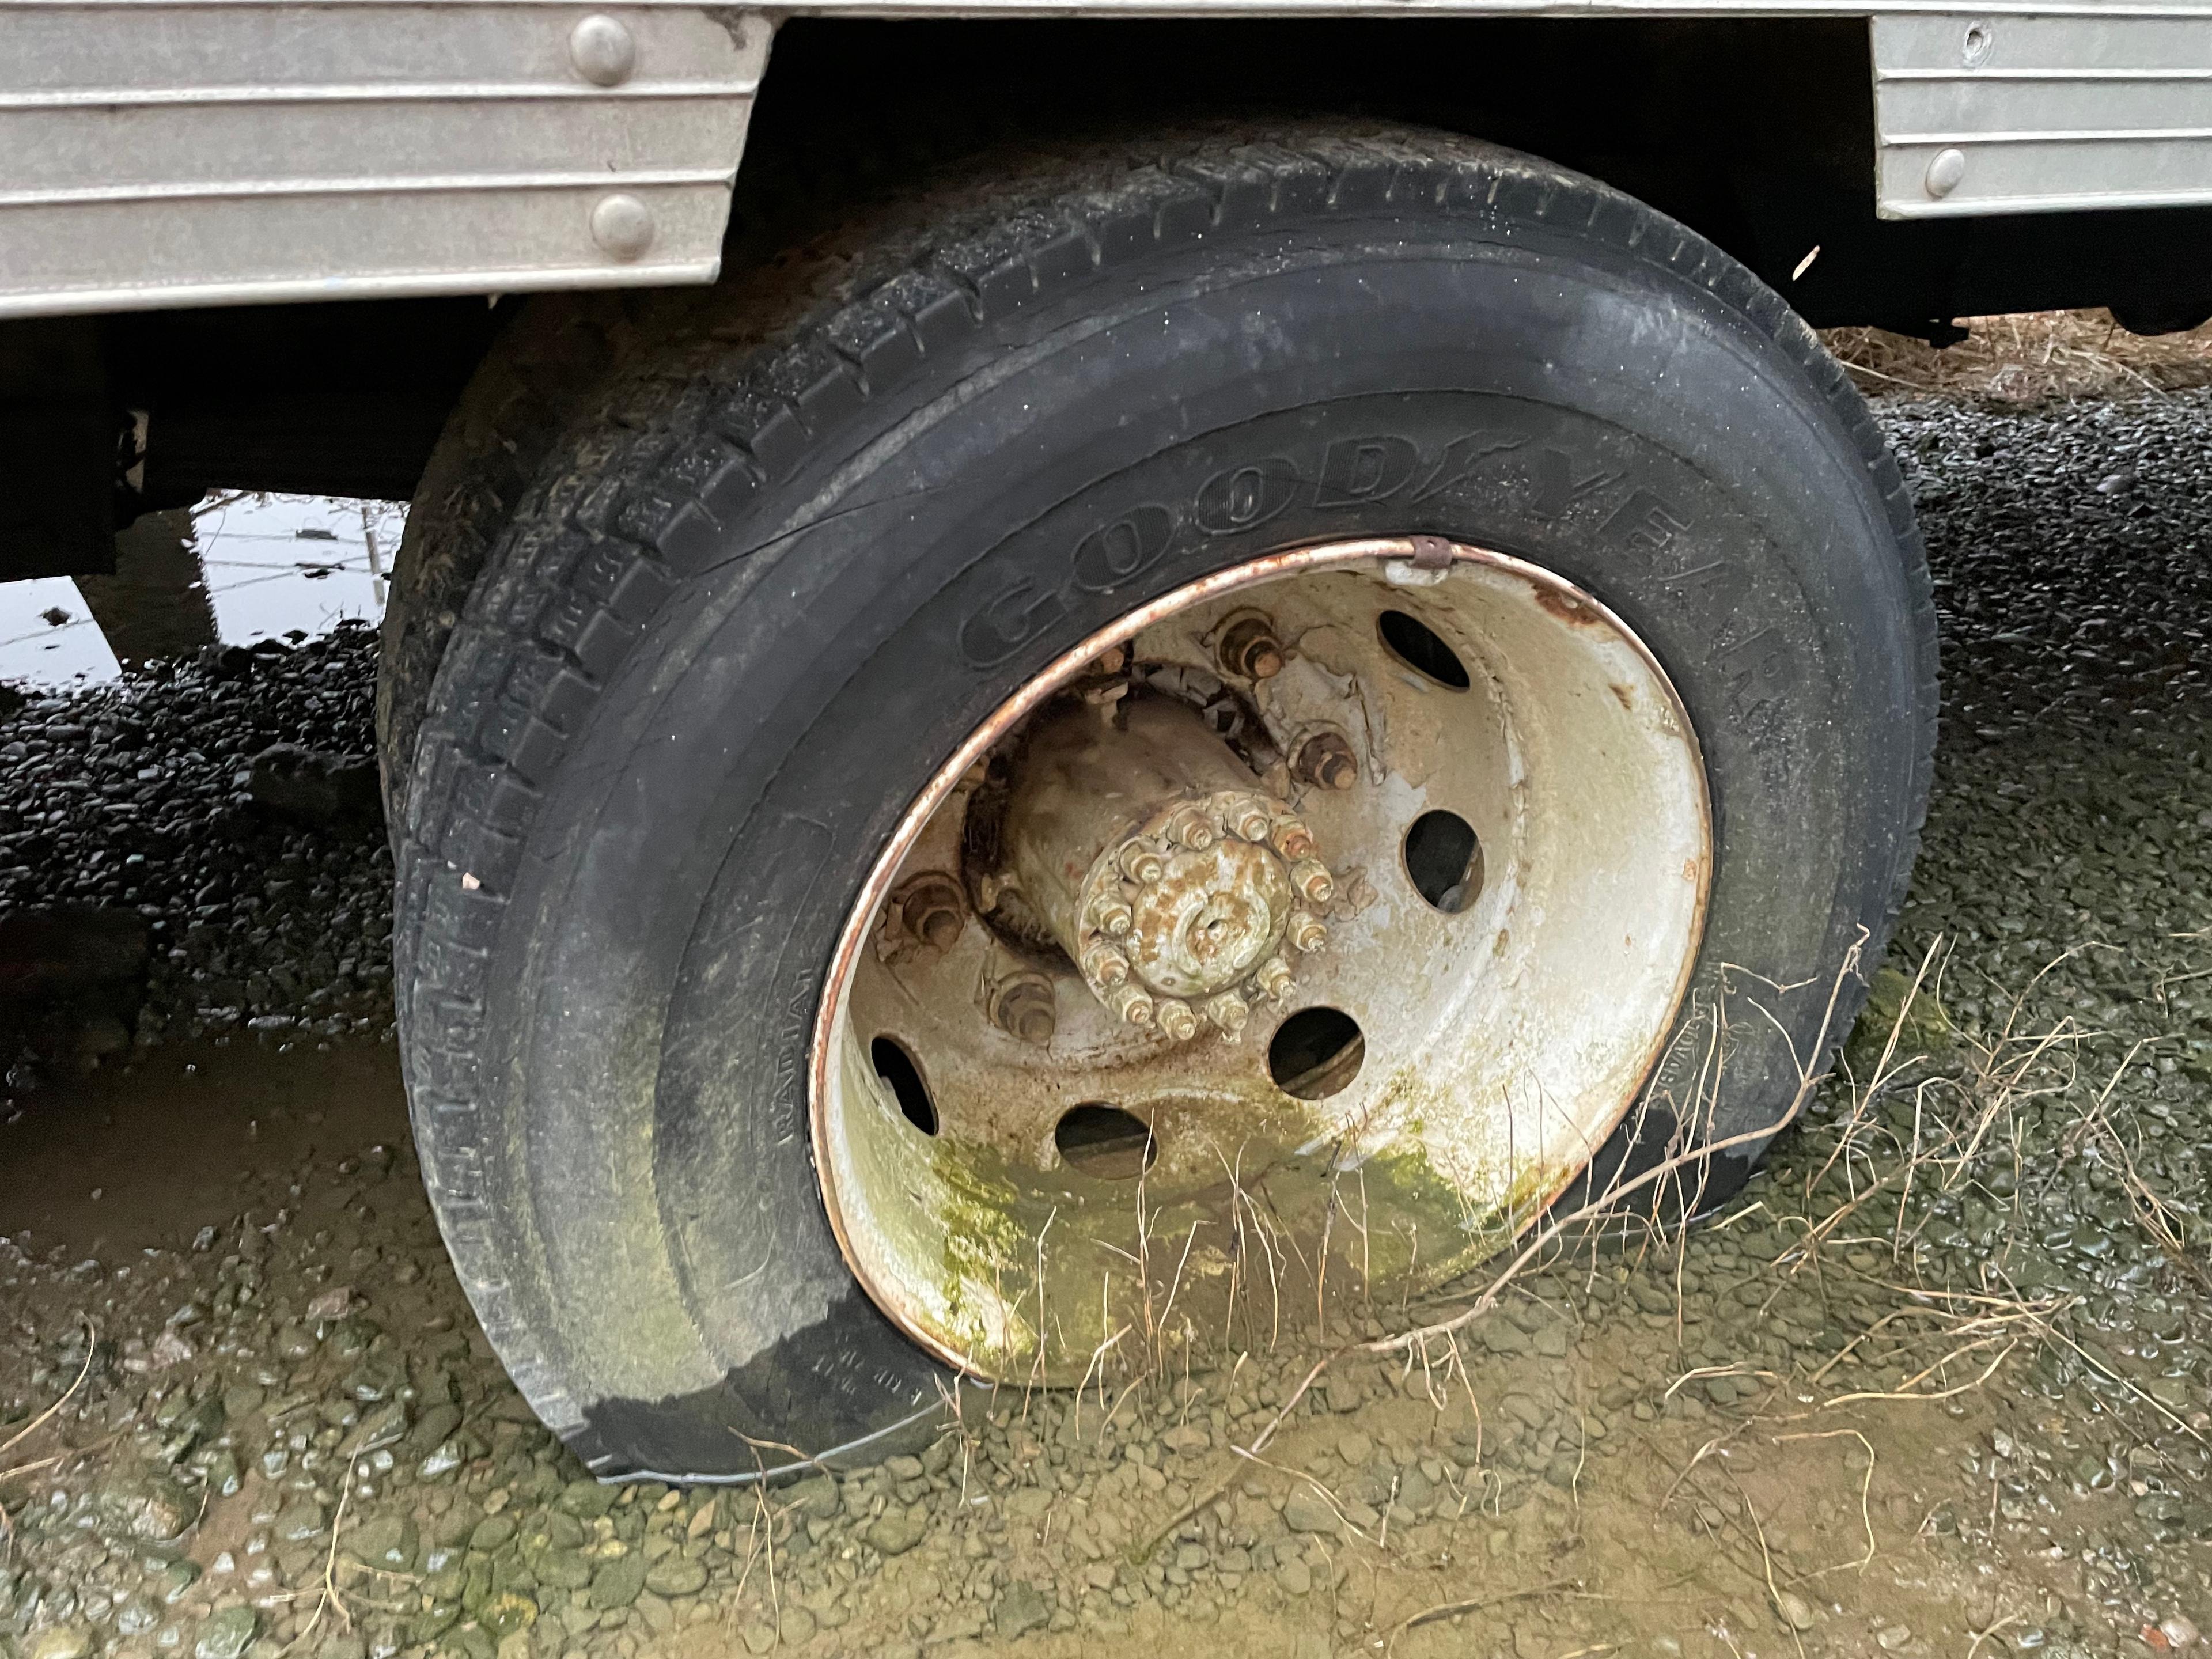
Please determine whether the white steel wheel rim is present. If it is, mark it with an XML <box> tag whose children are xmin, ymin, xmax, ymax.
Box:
<box><xmin>810</xmin><ymin>538</ymin><xmax>1712</xmax><ymax>1382</ymax></box>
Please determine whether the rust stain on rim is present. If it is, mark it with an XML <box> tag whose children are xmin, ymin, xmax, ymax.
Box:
<box><xmin>807</xmin><ymin>536</ymin><xmax>1714</xmax><ymax>1376</ymax></box>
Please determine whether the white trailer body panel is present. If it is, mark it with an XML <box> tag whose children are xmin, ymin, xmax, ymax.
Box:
<box><xmin>1</xmin><ymin>0</ymin><xmax>2210</xmax><ymax>318</ymax></box>
<box><xmin>0</xmin><ymin>1</ymin><xmax>767</xmax><ymax>318</ymax></box>
<box><xmin>1873</xmin><ymin>9</ymin><xmax>2212</xmax><ymax>216</ymax></box>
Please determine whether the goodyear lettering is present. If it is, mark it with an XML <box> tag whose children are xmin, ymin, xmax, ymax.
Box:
<box><xmin>1603</xmin><ymin>490</ymin><xmax>1691</xmax><ymax>555</ymax></box>
<box><xmin>958</xmin><ymin>578</ymin><xmax>1069</xmax><ymax>668</ymax></box>
<box><xmin>1194</xmin><ymin>457</ymin><xmax>1300</xmax><ymax>535</ymax></box>
<box><xmin>1528</xmin><ymin>446</ymin><xmax>1623</xmax><ymax>518</ymax></box>
<box><xmin>1315</xmin><ymin>436</ymin><xmax>1419</xmax><ymax>507</ymax></box>
<box><xmin>1663</xmin><ymin>559</ymin><xmax>1749</xmax><ymax>611</ymax></box>
<box><xmin>1718</xmin><ymin>627</ymin><xmax>1799</xmax><ymax>721</ymax></box>
<box><xmin>1407</xmin><ymin>433</ymin><xmax>1522</xmax><ymax>505</ymax></box>
<box><xmin>1071</xmin><ymin>505</ymin><xmax>1175</xmax><ymax>593</ymax></box>
<box><xmin>960</xmin><ymin>429</ymin><xmax>1533</xmax><ymax>668</ymax></box>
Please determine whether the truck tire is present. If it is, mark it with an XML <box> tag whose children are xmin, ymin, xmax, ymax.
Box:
<box><xmin>391</xmin><ymin>124</ymin><xmax>1934</xmax><ymax>1481</ymax></box>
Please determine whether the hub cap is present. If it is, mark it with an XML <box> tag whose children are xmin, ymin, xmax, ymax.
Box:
<box><xmin>811</xmin><ymin>538</ymin><xmax>1712</xmax><ymax>1381</ymax></box>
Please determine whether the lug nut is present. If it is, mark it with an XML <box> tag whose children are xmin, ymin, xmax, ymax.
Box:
<box><xmin>1109</xmin><ymin>983</ymin><xmax>1156</xmax><ymax>1026</ymax></box>
<box><xmin>1217</xmin><ymin>613</ymin><xmax>1286</xmax><ymax>681</ymax></box>
<box><xmin>990</xmin><ymin>974</ymin><xmax>1058</xmax><ymax>1046</ymax></box>
<box><xmin>897</xmin><ymin>874</ymin><xmax>966</xmax><ymax>950</ymax></box>
<box><xmin>1253</xmin><ymin>956</ymin><xmax>1294</xmax><ymax>1003</ymax></box>
<box><xmin>1272</xmin><ymin>820</ymin><xmax>1315</xmax><ymax>861</ymax></box>
<box><xmin>1294</xmin><ymin>731</ymin><xmax>1359</xmax><ymax>791</ymax></box>
<box><xmin>1226</xmin><ymin>796</ymin><xmax>1276</xmax><ymax>843</ymax></box>
<box><xmin>1290</xmin><ymin>859</ymin><xmax>1336</xmax><ymax>906</ymax></box>
<box><xmin>1165</xmin><ymin>806</ymin><xmax>1215</xmax><ymax>851</ymax></box>
<box><xmin>1082</xmin><ymin>942</ymin><xmax>1131</xmax><ymax>987</ymax></box>
<box><xmin>1286</xmin><ymin>911</ymin><xmax>1328</xmax><ymax>953</ymax></box>
<box><xmin>1092</xmin><ymin>891</ymin><xmax>1135</xmax><ymax>937</ymax></box>
<box><xmin>1119</xmin><ymin>843</ymin><xmax>1166</xmax><ymax>885</ymax></box>
<box><xmin>1156</xmin><ymin>998</ymin><xmax>1199</xmax><ymax>1041</ymax></box>
<box><xmin>1204</xmin><ymin>991</ymin><xmax>1250</xmax><ymax>1035</ymax></box>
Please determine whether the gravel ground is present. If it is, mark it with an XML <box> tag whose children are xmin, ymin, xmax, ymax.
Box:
<box><xmin>0</xmin><ymin>625</ymin><xmax>393</xmax><ymax>1094</ymax></box>
<box><xmin>1</xmin><ymin>387</ymin><xmax>2209</xmax><ymax>1659</ymax></box>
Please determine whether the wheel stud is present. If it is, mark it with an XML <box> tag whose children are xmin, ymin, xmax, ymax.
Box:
<box><xmin>1294</xmin><ymin>730</ymin><xmax>1359</xmax><ymax>791</ymax></box>
<box><xmin>1204</xmin><ymin>991</ymin><xmax>1250</xmax><ymax>1035</ymax></box>
<box><xmin>1253</xmin><ymin>956</ymin><xmax>1294</xmax><ymax>1003</ymax></box>
<box><xmin>1082</xmin><ymin>942</ymin><xmax>1131</xmax><ymax>986</ymax></box>
<box><xmin>1286</xmin><ymin>910</ymin><xmax>1328</xmax><ymax>953</ymax></box>
<box><xmin>1156</xmin><ymin>998</ymin><xmax>1199</xmax><ymax>1041</ymax></box>
<box><xmin>1272</xmin><ymin>820</ymin><xmax>1315</xmax><ymax>861</ymax></box>
<box><xmin>1226</xmin><ymin>796</ymin><xmax>1275</xmax><ymax>843</ymax></box>
<box><xmin>987</xmin><ymin>972</ymin><xmax>1058</xmax><ymax>1045</ymax></box>
<box><xmin>896</xmin><ymin>873</ymin><xmax>966</xmax><ymax>950</ymax></box>
<box><xmin>1092</xmin><ymin>891</ymin><xmax>1135</xmax><ymax>936</ymax></box>
<box><xmin>1216</xmin><ymin>612</ymin><xmax>1286</xmax><ymax>681</ymax></box>
<box><xmin>1119</xmin><ymin>843</ymin><xmax>1166</xmax><ymax>885</ymax></box>
<box><xmin>1108</xmin><ymin>983</ymin><xmax>1156</xmax><ymax>1025</ymax></box>
<box><xmin>1290</xmin><ymin>858</ymin><xmax>1335</xmax><ymax>906</ymax></box>
<box><xmin>1165</xmin><ymin>805</ymin><xmax>1215</xmax><ymax>850</ymax></box>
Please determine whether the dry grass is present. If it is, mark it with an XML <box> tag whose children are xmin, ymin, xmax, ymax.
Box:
<box><xmin>1821</xmin><ymin>310</ymin><xmax>2212</xmax><ymax>403</ymax></box>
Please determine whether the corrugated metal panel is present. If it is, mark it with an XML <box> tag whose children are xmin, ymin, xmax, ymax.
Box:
<box><xmin>0</xmin><ymin>3</ymin><xmax>767</xmax><ymax>319</ymax></box>
<box><xmin>1874</xmin><ymin>9</ymin><xmax>2212</xmax><ymax>217</ymax></box>
<box><xmin>7</xmin><ymin>0</ymin><xmax>2212</xmax><ymax>317</ymax></box>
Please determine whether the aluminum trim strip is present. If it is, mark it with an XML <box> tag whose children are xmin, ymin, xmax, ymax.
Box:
<box><xmin>0</xmin><ymin>259</ymin><xmax>723</xmax><ymax>320</ymax></box>
<box><xmin>0</xmin><ymin>79</ymin><xmax>756</xmax><ymax>109</ymax></box>
<box><xmin>0</xmin><ymin>0</ymin><xmax>2205</xmax><ymax>12</ymax></box>
<box><xmin>1881</xmin><ymin>184</ymin><xmax>2212</xmax><ymax>214</ymax></box>
<box><xmin>1879</xmin><ymin>67</ymin><xmax>2212</xmax><ymax>81</ymax></box>
<box><xmin>0</xmin><ymin>166</ymin><xmax>735</xmax><ymax>208</ymax></box>
<box><xmin>1886</xmin><ymin>125</ymin><xmax>2212</xmax><ymax>143</ymax></box>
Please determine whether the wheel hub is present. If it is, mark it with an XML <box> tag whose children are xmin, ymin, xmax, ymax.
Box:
<box><xmin>998</xmin><ymin>697</ymin><xmax>1331</xmax><ymax>1040</ymax></box>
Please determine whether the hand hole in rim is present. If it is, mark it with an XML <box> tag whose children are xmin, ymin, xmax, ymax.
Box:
<box><xmin>1268</xmin><ymin>1006</ymin><xmax>1366</xmax><ymax>1100</ymax></box>
<box><xmin>1054</xmin><ymin>1104</ymin><xmax>1156</xmax><ymax>1180</ymax></box>
<box><xmin>869</xmin><ymin>1036</ymin><xmax>937</xmax><ymax>1135</ymax></box>
<box><xmin>1377</xmin><ymin>608</ymin><xmax>1470</xmax><ymax>690</ymax></box>
<box><xmin>1404</xmin><ymin>809</ymin><xmax>1484</xmax><ymax>914</ymax></box>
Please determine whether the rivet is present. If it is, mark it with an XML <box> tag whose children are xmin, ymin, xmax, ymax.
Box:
<box><xmin>590</xmin><ymin>193</ymin><xmax>655</xmax><ymax>261</ymax></box>
<box><xmin>1156</xmin><ymin>999</ymin><xmax>1199</xmax><ymax>1041</ymax></box>
<box><xmin>569</xmin><ymin>14</ymin><xmax>638</xmax><ymax>86</ymax></box>
<box><xmin>1925</xmin><ymin>148</ymin><xmax>1967</xmax><ymax>200</ymax></box>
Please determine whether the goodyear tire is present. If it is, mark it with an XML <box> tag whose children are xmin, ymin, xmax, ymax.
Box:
<box><xmin>388</xmin><ymin>124</ymin><xmax>1936</xmax><ymax>1479</ymax></box>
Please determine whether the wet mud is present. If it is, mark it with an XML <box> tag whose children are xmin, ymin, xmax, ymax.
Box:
<box><xmin>3</xmin><ymin>388</ymin><xmax>2211</xmax><ymax>1659</ymax></box>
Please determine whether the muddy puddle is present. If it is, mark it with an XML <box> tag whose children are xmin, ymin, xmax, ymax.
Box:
<box><xmin>0</xmin><ymin>496</ymin><xmax>399</xmax><ymax>690</ymax></box>
<box><xmin>2</xmin><ymin>389</ymin><xmax>2210</xmax><ymax>1659</ymax></box>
